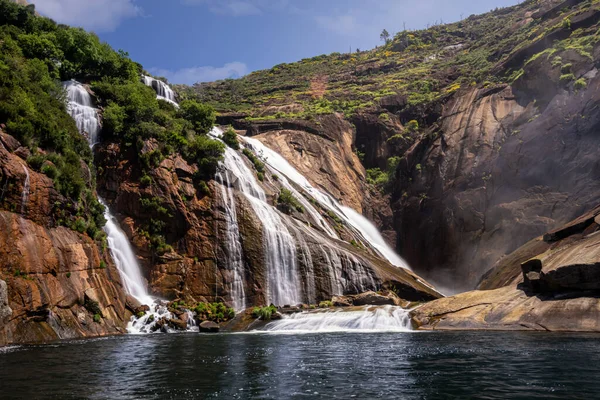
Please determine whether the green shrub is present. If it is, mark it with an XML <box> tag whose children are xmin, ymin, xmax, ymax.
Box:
<box><xmin>84</xmin><ymin>297</ymin><xmax>102</xmax><ymax>316</ymax></box>
<box><xmin>277</xmin><ymin>189</ymin><xmax>304</xmax><ymax>214</ymax></box>
<box><xmin>319</xmin><ymin>301</ymin><xmax>333</xmax><ymax>308</ymax></box>
<box><xmin>252</xmin><ymin>305</ymin><xmax>278</xmax><ymax>320</ymax></box>
<box><xmin>179</xmin><ymin>100</ymin><xmax>215</xmax><ymax>134</ymax></box>
<box><xmin>561</xmin><ymin>63</ymin><xmax>572</xmax><ymax>74</ymax></box>
<box><xmin>560</xmin><ymin>73</ymin><xmax>575</xmax><ymax>83</ymax></box>
<box><xmin>194</xmin><ymin>302</ymin><xmax>235</xmax><ymax>322</ymax></box>
<box><xmin>41</xmin><ymin>163</ymin><xmax>58</xmax><ymax>179</ymax></box>
<box><xmin>140</xmin><ymin>174</ymin><xmax>152</xmax><ymax>186</ymax></box>
<box><xmin>574</xmin><ymin>78</ymin><xmax>587</xmax><ymax>90</ymax></box>
<box><xmin>222</xmin><ymin>127</ymin><xmax>239</xmax><ymax>150</ymax></box>
<box><xmin>66</xmin><ymin>272</ymin><xmax>71</xmax><ymax>278</ymax></box>
<box><xmin>198</xmin><ymin>180</ymin><xmax>211</xmax><ymax>196</ymax></box>
<box><xmin>242</xmin><ymin>148</ymin><xmax>265</xmax><ymax>173</ymax></box>
<box><xmin>93</xmin><ymin>314</ymin><xmax>102</xmax><ymax>323</ymax></box>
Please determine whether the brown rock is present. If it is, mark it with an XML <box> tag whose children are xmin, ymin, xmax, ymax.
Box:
<box><xmin>332</xmin><ymin>295</ymin><xmax>352</xmax><ymax>307</ymax></box>
<box><xmin>14</xmin><ymin>146</ymin><xmax>30</xmax><ymax>160</ymax></box>
<box><xmin>0</xmin><ymin>131</ymin><xmax>21</xmax><ymax>151</ymax></box>
<box><xmin>168</xmin><ymin>318</ymin><xmax>188</xmax><ymax>330</ymax></box>
<box><xmin>351</xmin><ymin>291</ymin><xmax>397</xmax><ymax>306</ymax></box>
<box><xmin>199</xmin><ymin>321</ymin><xmax>220</xmax><ymax>333</ymax></box>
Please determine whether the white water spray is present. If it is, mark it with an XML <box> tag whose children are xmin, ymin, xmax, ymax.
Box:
<box><xmin>216</xmin><ymin>168</ymin><xmax>247</xmax><ymax>311</ymax></box>
<box><xmin>63</xmin><ymin>80</ymin><xmax>101</xmax><ymax>146</ymax></box>
<box><xmin>262</xmin><ymin>306</ymin><xmax>412</xmax><ymax>333</ymax></box>
<box><xmin>142</xmin><ymin>75</ymin><xmax>178</xmax><ymax>107</ymax></box>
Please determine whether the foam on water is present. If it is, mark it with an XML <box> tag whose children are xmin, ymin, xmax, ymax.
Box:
<box><xmin>260</xmin><ymin>306</ymin><xmax>413</xmax><ymax>333</ymax></box>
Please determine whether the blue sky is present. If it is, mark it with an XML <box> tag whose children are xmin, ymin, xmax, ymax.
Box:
<box><xmin>36</xmin><ymin>0</ymin><xmax>523</xmax><ymax>84</ymax></box>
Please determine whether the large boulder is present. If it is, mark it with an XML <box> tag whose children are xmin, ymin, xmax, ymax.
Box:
<box><xmin>199</xmin><ymin>321</ymin><xmax>220</xmax><ymax>333</ymax></box>
<box><xmin>351</xmin><ymin>291</ymin><xmax>398</xmax><ymax>306</ymax></box>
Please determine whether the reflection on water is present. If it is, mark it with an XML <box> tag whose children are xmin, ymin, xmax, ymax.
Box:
<box><xmin>1</xmin><ymin>332</ymin><xmax>600</xmax><ymax>399</ymax></box>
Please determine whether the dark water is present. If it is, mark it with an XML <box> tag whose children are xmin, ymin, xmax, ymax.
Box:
<box><xmin>1</xmin><ymin>331</ymin><xmax>599</xmax><ymax>399</ymax></box>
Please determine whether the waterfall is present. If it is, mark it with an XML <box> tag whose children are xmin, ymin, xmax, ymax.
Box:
<box><xmin>142</xmin><ymin>75</ymin><xmax>178</xmax><ymax>107</ymax></box>
<box><xmin>223</xmin><ymin>148</ymin><xmax>301</xmax><ymax>306</ymax></box>
<box><xmin>215</xmin><ymin>169</ymin><xmax>246</xmax><ymax>311</ymax></box>
<box><xmin>63</xmin><ymin>80</ymin><xmax>101</xmax><ymax>146</ymax></box>
<box><xmin>64</xmin><ymin>81</ymin><xmax>152</xmax><ymax>304</ymax></box>
<box><xmin>101</xmin><ymin>200</ymin><xmax>154</xmax><ymax>306</ymax></box>
<box><xmin>242</xmin><ymin>136</ymin><xmax>412</xmax><ymax>271</ymax></box>
<box><xmin>262</xmin><ymin>306</ymin><xmax>412</xmax><ymax>333</ymax></box>
<box><xmin>20</xmin><ymin>165</ymin><xmax>30</xmax><ymax>215</ymax></box>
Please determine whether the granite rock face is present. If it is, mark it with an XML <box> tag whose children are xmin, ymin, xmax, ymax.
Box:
<box><xmin>411</xmin><ymin>204</ymin><xmax>600</xmax><ymax>332</ymax></box>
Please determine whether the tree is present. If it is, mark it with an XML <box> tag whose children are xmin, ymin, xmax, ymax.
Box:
<box><xmin>179</xmin><ymin>100</ymin><xmax>215</xmax><ymax>134</ymax></box>
<box><xmin>380</xmin><ymin>29</ymin><xmax>390</xmax><ymax>44</ymax></box>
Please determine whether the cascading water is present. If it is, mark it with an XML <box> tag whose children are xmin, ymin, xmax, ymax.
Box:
<box><xmin>142</xmin><ymin>75</ymin><xmax>178</xmax><ymax>107</ymax></box>
<box><xmin>102</xmin><ymin>200</ymin><xmax>154</xmax><ymax>306</ymax></box>
<box><xmin>242</xmin><ymin>137</ymin><xmax>412</xmax><ymax>270</ymax></box>
<box><xmin>63</xmin><ymin>80</ymin><xmax>101</xmax><ymax>146</ymax></box>
<box><xmin>64</xmin><ymin>80</ymin><xmax>191</xmax><ymax>333</ymax></box>
<box><xmin>215</xmin><ymin>168</ymin><xmax>247</xmax><ymax>311</ymax></box>
<box><xmin>218</xmin><ymin>143</ymin><xmax>302</xmax><ymax>306</ymax></box>
<box><xmin>262</xmin><ymin>306</ymin><xmax>412</xmax><ymax>333</ymax></box>
<box><xmin>20</xmin><ymin>165</ymin><xmax>30</xmax><ymax>215</ymax></box>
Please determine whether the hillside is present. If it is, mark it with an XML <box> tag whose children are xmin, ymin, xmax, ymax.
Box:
<box><xmin>181</xmin><ymin>0</ymin><xmax>600</xmax><ymax>291</ymax></box>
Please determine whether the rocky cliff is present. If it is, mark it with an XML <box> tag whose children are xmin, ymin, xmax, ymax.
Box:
<box><xmin>410</xmin><ymin>204</ymin><xmax>600</xmax><ymax>331</ymax></box>
<box><xmin>0</xmin><ymin>132</ymin><xmax>129</xmax><ymax>346</ymax></box>
<box><xmin>192</xmin><ymin>0</ymin><xmax>600</xmax><ymax>292</ymax></box>
<box><xmin>94</xmin><ymin>130</ymin><xmax>440</xmax><ymax>309</ymax></box>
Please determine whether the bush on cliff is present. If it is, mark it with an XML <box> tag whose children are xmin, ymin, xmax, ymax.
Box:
<box><xmin>276</xmin><ymin>189</ymin><xmax>305</xmax><ymax>214</ymax></box>
<box><xmin>222</xmin><ymin>127</ymin><xmax>240</xmax><ymax>150</ymax></box>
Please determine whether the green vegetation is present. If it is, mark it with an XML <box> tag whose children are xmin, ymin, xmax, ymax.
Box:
<box><xmin>93</xmin><ymin>313</ymin><xmax>102</xmax><ymax>323</ymax></box>
<box><xmin>366</xmin><ymin>156</ymin><xmax>402</xmax><ymax>190</ymax></box>
<box><xmin>252</xmin><ymin>305</ymin><xmax>278</xmax><ymax>320</ymax></box>
<box><xmin>222</xmin><ymin>126</ymin><xmax>239</xmax><ymax>149</ymax></box>
<box><xmin>0</xmin><ymin>0</ymin><xmax>223</xmax><ymax>253</ymax></box>
<box><xmin>84</xmin><ymin>297</ymin><xmax>102</xmax><ymax>316</ymax></box>
<box><xmin>242</xmin><ymin>148</ymin><xmax>265</xmax><ymax>173</ymax></box>
<box><xmin>574</xmin><ymin>78</ymin><xmax>587</xmax><ymax>90</ymax></box>
<box><xmin>276</xmin><ymin>188</ymin><xmax>304</xmax><ymax>214</ymax></box>
<box><xmin>319</xmin><ymin>300</ymin><xmax>334</xmax><ymax>308</ymax></box>
<box><xmin>178</xmin><ymin>0</ymin><xmax>600</xmax><ymax>129</ymax></box>
<box><xmin>193</xmin><ymin>302</ymin><xmax>235</xmax><ymax>323</ymax></box>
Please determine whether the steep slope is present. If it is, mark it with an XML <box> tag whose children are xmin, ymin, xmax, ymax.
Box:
<box><xmin>186</xmin><ymin>0</ymin><xmax>600</xmax><ymax>291</ymax></box>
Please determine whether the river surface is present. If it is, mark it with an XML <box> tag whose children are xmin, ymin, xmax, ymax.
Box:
<box><xmin>1</xmin><ymin>331</ymin><xmax>599</xmax><ymax>399</ymax></box>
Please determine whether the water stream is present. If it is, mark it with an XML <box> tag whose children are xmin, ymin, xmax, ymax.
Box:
<box><xmin>20</xmin><ymin>165</ymin><xmax>29</xmax><ymax>215</ymax></box>
<box><xmin>64</xmin><ymin>80</ymin><xmax>183</xmax><ymax>333</ymax></box>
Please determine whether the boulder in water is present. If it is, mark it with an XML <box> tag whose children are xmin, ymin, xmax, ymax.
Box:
<box><xmin>168</xmin><ymin>318</ymin><xmax>188</xmax><ymax>331</ymax></box>
<box><xmin>199</xmin><ymin>321</ymin><xmax>220</xmax><ymax>333</ymax></box>
<box><xmin>332</xmin><ymin>296</ymin><xmax>352</xmax><ymax>307</ymax></box>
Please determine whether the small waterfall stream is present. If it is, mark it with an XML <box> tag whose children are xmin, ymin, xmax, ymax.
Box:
<box><xmin>64</xmin><ymin>80</ymin><xmax>101</xmax><ymax>146</ymax></box>
<box><xmin>215</xmin><ymin>168</ymin><xmax>246</xmax><ymax>311</ymax></box>
<box><xmin>20</xmin><ymin>165</ymin><xmax>29</xmax><ymax>215</ymax></box>
<box><xmin>142</xmin><ymin>75</ymin><xmax>178</xmax><ymax>107</ymax></box>
<box><xmin>64</xmin><ymin>80</ymin><xmax>186</xmax><ymax>333</ymax></box>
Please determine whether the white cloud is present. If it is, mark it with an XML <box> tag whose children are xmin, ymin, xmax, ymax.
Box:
<box><xmin>35</xmin><ymin>0</ymin><xmax>141</xmax><ymax>32</ymax></box>
<box><xmin>181</xmin><ymin>0</ymin><xmax>295</xmax><ymax>17</ymax></box>
<box><xmin>314</xmin><ymin>15</ymin><xmax>358</xmax><ymax>36</ymax></box>
<box><xmin>150</xmin><ymin>62</ymin><xmax>249</xmax><ymax>85</ymax></box>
